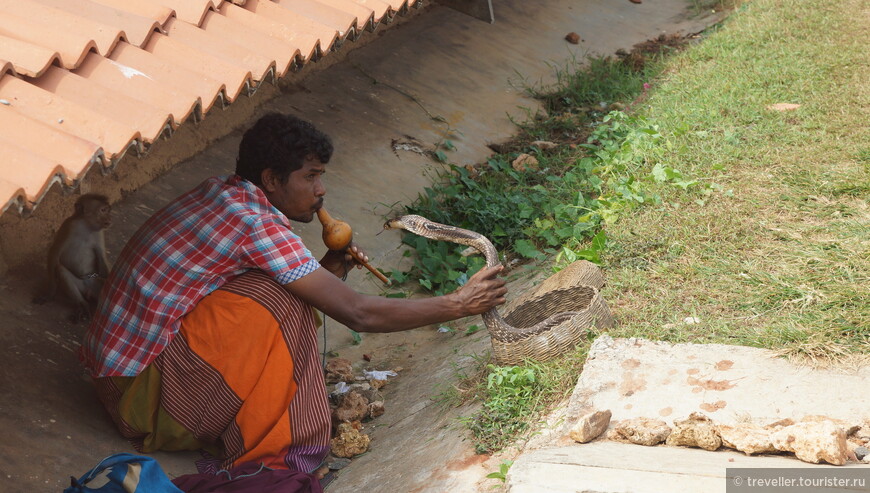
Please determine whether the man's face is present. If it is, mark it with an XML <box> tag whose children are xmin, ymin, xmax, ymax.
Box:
<box><xmin>261</xmin><ymin>156</ymin><xmax>326</xmax><ymax>223</ymax></box>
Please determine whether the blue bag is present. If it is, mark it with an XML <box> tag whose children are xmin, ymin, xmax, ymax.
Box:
<box><xmin>64</xmin><ymin>453</ymin><xmax>185</xmax><ymax>493</ymax></box>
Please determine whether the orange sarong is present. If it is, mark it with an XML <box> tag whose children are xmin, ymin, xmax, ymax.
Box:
<box><xmin>93</xmin><ymin>271</ymin><xmax>330</xmax><ymax>473</ymax></box>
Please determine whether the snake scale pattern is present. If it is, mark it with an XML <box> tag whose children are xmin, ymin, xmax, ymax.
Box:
<box><xmin>385</xmin><ymin>215</ymin><xmax>583</xmax><ymax>344</ymax></box>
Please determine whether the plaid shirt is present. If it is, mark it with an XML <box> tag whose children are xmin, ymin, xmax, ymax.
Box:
<box><xmin>81</xmin><ymin>175</ymin><xmax>320</xmax><ymax>377</ymax></box>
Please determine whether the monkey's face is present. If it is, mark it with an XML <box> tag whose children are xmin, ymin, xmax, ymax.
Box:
<box><xmin>81</xmin><ymin>198</ymin><xmax>112</xmax><ymax>230</ymax></box>
<box><xmin>261</xmin><ymin>157</ymin><xmax>326</xmax><ymax>223</ymax></box>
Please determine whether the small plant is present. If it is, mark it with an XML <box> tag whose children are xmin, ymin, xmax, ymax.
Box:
<box><xmin>486</xmin><ymin>460</ymin><xmax>514</xmax><ymax>483</ymax></box>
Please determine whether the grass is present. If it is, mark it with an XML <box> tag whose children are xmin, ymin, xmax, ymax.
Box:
<box><xmin>603</xmin><ymin>0</ymin><xmax>870</xmax><ymax>361</ymax></box>
<box><xmin>402</xmin><ymin>0</ymin><xmax>868</xmax><ymax>454</ymax></box>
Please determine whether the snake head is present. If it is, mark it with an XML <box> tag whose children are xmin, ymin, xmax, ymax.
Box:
<box><xmin>383</xmin><ymin>217</ymin><xmax>405</xmax><ymax>231</ymax></box>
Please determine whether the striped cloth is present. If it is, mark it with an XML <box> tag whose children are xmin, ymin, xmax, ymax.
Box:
<box><xmin>81</xmin><ymin>175</ymin><xmax>319</xmax><ymax>378</ymax></box>
<box><xmin>93</xmin><ymin>271</ymin><xmax>330</xmax><ymax>473</ymax></box>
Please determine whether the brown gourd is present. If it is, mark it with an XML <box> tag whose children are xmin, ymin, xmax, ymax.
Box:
<box><xmin>316</xmin><ymin>208</ymin><xmax>391</xmax><ymax>285</ymax></box>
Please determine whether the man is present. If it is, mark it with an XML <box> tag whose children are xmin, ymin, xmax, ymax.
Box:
<box><xmin>81</xmin><ymin>113</ymin><xmax>506</xmax><ymax>476</ymax></box>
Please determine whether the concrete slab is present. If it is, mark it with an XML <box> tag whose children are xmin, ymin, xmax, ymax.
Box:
<box><xmin>507</xmin><ymin>442</ymin><xmax>870</xmax><ymax>493</ymax></box>
<box><xmin>0</xmin><ymin>1</ymin><xmax>724</xmax><ymax>491</ymax></box>
<box><xmin>565</xmin><ymin>335</ymin><xmax>870</xmax><ymax>429</ymax></box>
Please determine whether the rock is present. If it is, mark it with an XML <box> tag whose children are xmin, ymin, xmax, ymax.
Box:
<box><xmin>565</xmin><ymin>32</ymin><xmax>580</xmax><ymax>44</ymax></box>
<box><xmin>357</xmin><ymin>387</ymin><xmax>384</xmax><ymax>405</ymax></box>
<box><xmin>608</xmin><ymin>418</ymin><xmax>671</xmax><ymax>446</ymax></box>
<box><xmin>801</xmin><ymin>415</ymin><xmax>861</xmax><ymax>436</ymax></box>
<box><xmin>717</xmin><ymin>424</ymin><xmax>777</xmax><ymax>455</ymax></box>
<box><xmin>850</xmin><ymin>443</ymin><xmax>868</xmax><ymax>461</ymax></box>
<box><xmin>766</xmin><ymin>103</ymin><xmax>801</xmax><ymax>111</ymax></box>
<box><xmin>570</xmin><ymin>410</ymin><xmax>612</xmax><ymax>443</ymax></box>
<box><xmin>665</xmin><ymin>413</ymin><xmax>721</xmax><ymax>451</ymax></box>
<box><xmin>530</xmin><ymin>140</ymin><xmax>558</xmax><ymax>150</ymax></box>
<box><xmin>765</xmin><ymin>418</ymin><xmax>795</xmax><ymax>429</ymax></box>
<box><xmin>333</xmin><ymin>391</ymin><xmax>369</xmax><ymax>423</ymax></box>
<box><xmin>369</xmin><ymin>378</ymin><xmax>386</xmax><ymax>390</ymax></box>
<box><xmin>368</xmin><ymin>401</ymin><xmax>385</xmax><ymax>419</ymax></box>
<box><xmin>330</xmin><ymin>422</ymin><xmax>370</xmax><ymax>458</ymax></box>
<box><xmin>325</xmin><ymin>358</ymin><xmax>354</xmax><ymax>383</ymax></box>
<box><xmin>511</xmin><ymin>153</ymin><xmax>539</xmax><ymax>172</ymax></box>
<box><xmin>769</xmin><ymin>421</ymin><xmax>848</xmax><ymax>465</ymax></box>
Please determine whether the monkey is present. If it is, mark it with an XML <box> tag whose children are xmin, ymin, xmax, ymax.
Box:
<box><xmin>33</xmin><ymin>193</ymin><xmax>112</xmax><ymax>322</ymax></box>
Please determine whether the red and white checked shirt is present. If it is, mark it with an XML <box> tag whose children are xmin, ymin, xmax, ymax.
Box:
<box><xmin>81</xmin><ymin>175</ymin><xmax>320</xmax><ymax>377</ymax></box>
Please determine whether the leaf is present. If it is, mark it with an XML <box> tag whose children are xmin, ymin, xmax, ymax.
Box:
<box><xmin>514</xmin><ymin>239</ymin><xmax>544</xmax><ymax>260</ymax></box>
<box><xmin>350</xmin><ymin>330</ymin><xmax>362</xmax><ymax>345</ymax></box>
<box><xmin>434</xmin><ymin>150</ymin><xmax>449</xmax><ymax>163</ymax></box>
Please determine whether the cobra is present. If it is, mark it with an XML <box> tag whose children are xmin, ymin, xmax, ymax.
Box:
<box><xmin>385</xmin><ymin>214</ymin><xmax>614</xmax><ymax>363</ymax></box>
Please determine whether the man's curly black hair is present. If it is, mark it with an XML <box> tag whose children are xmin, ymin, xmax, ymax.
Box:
<box><xmin>236</xmin><ymin>113</ymin><xmax>333</xmax><ymax>185</ymax></box>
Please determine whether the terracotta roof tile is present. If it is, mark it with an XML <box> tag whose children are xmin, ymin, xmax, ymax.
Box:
<box><xmin>0</xmin><ymin>105</ymin><xmax>104</xmax><ymax>182</ymax></box>
<box><xmin>73</xmin><ymin>51</ymin><xmax>200</xmax><ymax>124</ymax></box>
<box><xmin>0</xmin><ymin>75</ymin><xmax>140</xmax><ymax>159</ymax></box>
<box><xmin>158</xmin><ymin>0</ymin><xmax>219</xmax><ymax>26</ymax></box>
<box><xmin>1</xmin><ymin>0</ymin><xmax>125</xmax><ymax>56</ymax></box>
<box><xmin>0</xmin><ymin>34</ymin><xmax>60</xmax><ymax>77</ymax></box>
<box><xmin>0</xmin><ymin>144</ymin><xmax>67</xmax><ymax>211</ymax></box>
<box><xmin>32</xmin><ymin>66</ymin><xmax>171</xmax><ymax>144</ymax></box>
<box><xmin>109</xmin><ymin>41</ymin><xmax>226</xmax><ymax>113</ymax></box>
<box><xmin>0</xmin><ymin>58</ymin><xmax>15</xmax><ymax>77</ymax></box>
<box><xmin>89</xmin><ymin>0</ymin><xmax>177</xmax><ymax>26</ymax></box>
<box><xmin>30</xmin><ymin>0</ymin><xmax>162</xmax><ymax>48</ymax></box>
<box><xmin>0</xmin><ymin>0</ymin><xmax>421</xmax><ymax>213</ymax></box>
<box><xmin>162</xmin><ymin>17</ymin><xmax>276</xmax><ymax>85</ymax></box>
<box><xmin>249</xmin><ymin>0</ymin><xmax>357</xmax><ymax>38</ymax></box>
<box><xmin>144</xmin><ymin>32</ymin><xmax>253</xmax><ymax>103</ymax></box>
<box><xmin>199</xmin><ymin>9</ymin><xmax>301</xmax><ymax>76</ymax></box>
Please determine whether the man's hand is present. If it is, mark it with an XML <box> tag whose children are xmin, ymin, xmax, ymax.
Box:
<box><xmin>319</xmin><ymin>242</ymin><xmax>369</xmax><ymax>279</ymax></box>
<box><xmin>453</xmin><ymin>265</ymin><xmax>507</xmax><ymax>316</ymax></box>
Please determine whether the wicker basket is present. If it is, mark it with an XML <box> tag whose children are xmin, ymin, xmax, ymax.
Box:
<box><xmin>490</xmin><ymin>262</ymin><xmax>614</xmax><ymax>365</ymax></box>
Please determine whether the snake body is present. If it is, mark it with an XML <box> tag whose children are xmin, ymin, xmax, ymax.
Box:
<box><xmin>385</xmin><ymin>215</ymin><xmax>583</xmax><ymax>344</ymax></box>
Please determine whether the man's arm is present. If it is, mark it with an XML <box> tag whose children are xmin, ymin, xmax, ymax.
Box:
<box><xmin>285</xmin><ymin>264</ymin><xmax>506</xmax><ymax>333</ymax></box>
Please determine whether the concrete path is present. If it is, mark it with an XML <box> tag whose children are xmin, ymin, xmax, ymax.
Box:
<box><xmin>0</xmin><ymin>1</ymin><xmax>723</xmax><ymax>491</ymax></box>
<box><xmin>508</xmin><ymin>442</ymin><xmax>870</xmax><ymax>493</ymax></box>
<box><xmin>566</xmin><ymin>335</ymin><xmax>870</xmax><ymax>427</ymax></box>
<box><xmin>509</xmin><ymin>336</ymin><xmax>870</xmax><ymax>492</ymax></box>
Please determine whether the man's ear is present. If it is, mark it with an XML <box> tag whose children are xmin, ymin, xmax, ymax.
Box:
<box><xmin>260</xmin><ymin>168</ymin><xmax>277</xmax><ymax>193</ymax></box>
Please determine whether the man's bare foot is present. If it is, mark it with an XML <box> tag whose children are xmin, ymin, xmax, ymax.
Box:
<box><xmin>314</xmin><ymin>464</ymin><xmax>330</xmax><ymax>479</ymax></box>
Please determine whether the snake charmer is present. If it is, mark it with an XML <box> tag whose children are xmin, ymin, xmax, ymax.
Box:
<box><xmin>80</xmin><ymin>113</ymin><xmax>507</xmax><ymax>486</ymax></box>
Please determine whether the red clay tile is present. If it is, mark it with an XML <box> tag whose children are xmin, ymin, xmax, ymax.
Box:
<box><xmin>0</xmin><ymin>58</ymin><xmax>15</xmax><ymax>77</ymax></box>
<box><xmin>251</xmin><ymin>0</ymin><xmax>356</xmax><ymax>38</ymax></box>
<box><xmin>0</xmin><ymin>104</ymin><xmax>104</xmax><ymax>181</ymax></box>
<box><xmin>0</xmin><ymin>0</ymin><xmax>421</xmax><ymax>215</ymax></box>
<box><xmin>247</xmin><ymin>0</ymin><xmax>342</xmax><ymax>52</ymax></box>
<box><xmin>89</xmin><ymin>0</ymin><xmax>176</xmax><ymax>26</ymax></box>
<box><xmin>145</xmin><ymin>32</ymin><xmax>253</xmax><ymax>103</ymax></box>
<box><xmin>30</xmin><ymin>0</ymin><xmax>162</xmax><ymax>48</ymax></box>
<box><xmin>0</xmin><ymin>75</ymin><xmax>140</xmax><ymax>159</ymax></box>
<box><xmin>157</xmin><ymin>0</ymin><xmax>218</xmax><ymax>26</ymax></box>
<box><xmin>162</xmin><ymin>17</ymin><xmax>276</xmax><ymax>84</ymax></box>
<box><xmin>0</xmin><ymin>34</ymin><xmax>60</xmax><ymax>77</ymax></box>
<box><xmin>1</xmin><ymin>0</ymin><xmax>124</xmax><ymax>56</ymax></box>
<box><xmin>33</xmin><ymin>66</ymin><xmax>172</xmax><ymax>143</ymax></box>
<box><xmin>0</xmin><ymin>12</ymin><xmax>98</xmax><ymax>70</ymax></box>
<box><xmin>351</xmin><ymin>0</ymin><xmax>395</xmax><ymax>22</ymax></box>
<box><xmin>109</xmin><ymin>41</ymin><xmax>225</xmax><ymax>113</ymax></box>
<box><xmin>73</xmin><ymin>51</ymin><xmax>200</xmax><ymax>124</ymax></box>
<box><xmin>0</xmin><ymin>140</ymin><xmax>69</xmax><ymax>201</ymax></box>
<box><xmin>200</xmin><ymin>9</ymin><xmax>301</xmax><ymax>75</ymax></box>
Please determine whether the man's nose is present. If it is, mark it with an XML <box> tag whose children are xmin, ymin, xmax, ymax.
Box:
<box><xmin>314</xmin><ymin>178</ymin><xmax>326</xmax><ymax>197</ymax></box>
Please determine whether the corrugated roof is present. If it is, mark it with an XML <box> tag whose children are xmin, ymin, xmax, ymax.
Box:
<box><xmin>0</xmin><ymin>0</ymin><xmax>419</xmax><ymax>215</ymax></box>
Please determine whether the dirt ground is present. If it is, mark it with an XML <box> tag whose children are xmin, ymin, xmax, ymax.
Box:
<box><xmin>0</xmin><ymin>1</ymin><xmax>724</xmax><ymax>491</ymax></box>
